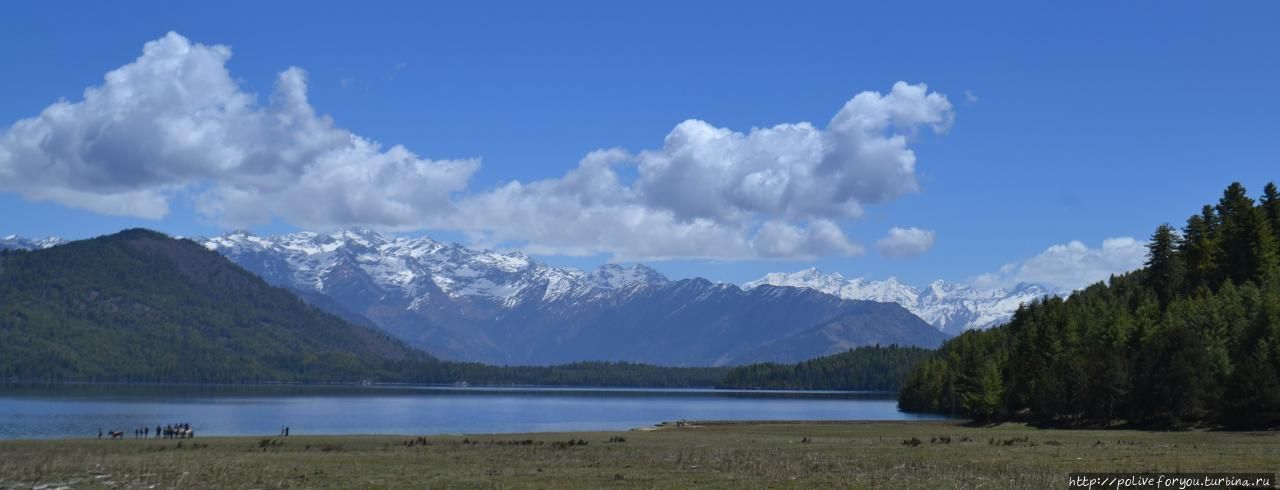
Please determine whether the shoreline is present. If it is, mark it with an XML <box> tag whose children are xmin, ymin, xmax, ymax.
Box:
<box><xmin>2</xmin><ymin>420</ymin><xmax>1275</xmax><ymax>488</ymax></box>
<box><xmin>1</xmin><ymin>379</ymin><xmax>897</xmax><ymax>394</ymax></box>
<box><xmin>0</xmin><ymin>419</ymin><xmax>964</xmax><ymax>443</ymax></box>
<box><xmin>3</xmin><ymin>418</ymin><xmax>1270</xmax><ymax>443</ymax></box>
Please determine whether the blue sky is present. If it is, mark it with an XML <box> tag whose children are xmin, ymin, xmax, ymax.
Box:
<box><xmin>2</xmin><ymin>1</ymin><xmax>1278</xmax><ymax>289</ymax></box>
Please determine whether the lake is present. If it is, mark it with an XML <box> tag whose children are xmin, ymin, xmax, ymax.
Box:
<box><xmin>0</xmin><ymin>384</ymin><xmax>947</xmax><ymax>439</ymax></box>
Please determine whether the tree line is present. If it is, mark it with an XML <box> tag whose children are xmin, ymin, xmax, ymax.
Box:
<box><xmin>900</xmin><ymin>182</ymin><xmax>1280</xmax><ymax>429</ymax></box>
<box><xmin>718</xmin><ymin>345</ymin><xmax>932</xmax><ymax>391</ymax></box>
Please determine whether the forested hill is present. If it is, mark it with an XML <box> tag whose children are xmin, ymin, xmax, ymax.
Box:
<box><xmin>718</xmin><ymin>345</ymin><xmax>933</xmax><ymax>391</ymax></box>
<box><xmin>0</xmin><ymin>229</ymin><xmax>429</xmax><ymax>382</ymax></box>
<box><xmin>900</xmin><ymin>182</ymin><xmax>1280</xmax><ymax>429</ymax></box>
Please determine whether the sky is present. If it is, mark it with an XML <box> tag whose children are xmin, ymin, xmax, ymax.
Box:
<box><xmin>2</xmin><ymin>1</ymin><xmax>1278</xmax><ymax>290</ymax></box>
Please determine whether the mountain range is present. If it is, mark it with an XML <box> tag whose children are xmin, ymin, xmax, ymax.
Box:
<box><xmin>744</xmin><ymin>268</ymin><xmax>1066</xmax><ymax>335</ymax></box>
<box><xmin>2</xmin><ymin>229</ymin><xmax>1052</xmax><ymax>365</ymax></box>
<box><xmin>199</xmin><ymin>229</ymin><xmax>945</xmax><ymax>365</ymax></box>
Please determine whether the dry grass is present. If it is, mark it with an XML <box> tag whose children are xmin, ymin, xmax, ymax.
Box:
<box><xmin>0</xmin><ymin>420</ymin><xmax>1277</xmax><ymax>488</ymax></box>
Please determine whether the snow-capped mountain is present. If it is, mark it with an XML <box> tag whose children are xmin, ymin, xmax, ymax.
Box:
<box><xmin>0</xmin><ymin>235</ymin><xmax>65</xmax><ymax>250</ymax></box>
<box><xmin>198</xmin><ymin>229</ymin><xmax>731</xmax><ymax>362</ymax></box>
<box><xmin>0</xmin><ymin>229</ymin><xmax>952</xmax><ymax>364</ymax></box>
<box><xmin>745</xmin><ymin>268</ymin><xmax>1067</xmax><ymax>334</ymax></box>
<box><xmin>198</xmin><ymin>229</ymin><xmax>942</xmax><ymax>364</ymax></box>
<box><xmin>202</xmin><ymin>228</ymin><xmax>666</xmax><ymax>307</ymax></box>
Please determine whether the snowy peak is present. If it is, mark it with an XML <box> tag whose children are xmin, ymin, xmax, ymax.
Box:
<box><xmin>584</xmin><ymin>263</ymin><xmax>670</xmax><ymax>289</ymax></box>
<box><xmin>745</xmin><ymin>268</ymin><xmax>918</xmax><ymax>307</ymax></box>
<box><xmin>200</xmin><ymin>228</ymin><xmax>667</xmax><ymax>305</ymax></box>
<box><xmin>745</xmin><ymin>268</ymin><xmax>847</xmax><ymax>294</ymax></box>
<box><xmin>0</xmin><ymin>235</ymin><xmax>65</xmax><ymax>250</ymax></box>
<box><xmin>745</xmin><ymin>268</ymin><xmax>1065</xmax><ymax>334</ymax></box>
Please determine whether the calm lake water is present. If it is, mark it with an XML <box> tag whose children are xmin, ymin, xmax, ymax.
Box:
<box><xmin>0</xmin><ymin>384</ymin><xmax>946</xmax><ymax>439</ymax></box>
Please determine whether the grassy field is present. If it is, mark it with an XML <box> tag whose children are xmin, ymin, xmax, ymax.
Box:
<box><xmin>1</xmin><ymin>420</ymin><xmax>1277</xmax><ymax>488</ymax></box>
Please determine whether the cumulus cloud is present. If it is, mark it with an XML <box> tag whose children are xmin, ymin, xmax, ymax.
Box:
<box><xmin>445</xmin><ymin>82</ymin><xmax>953</xmax><ymax>259</ymax></box>
<box><xmin>0</xmin><ymin>32</ymin><xmax>955</xmax><ymax>261</ymax></box>
<box><xmin>0</xmin><ymin>32</ymin><xmax>477</xmax><ymax>228</ymax></box>
<box><xmin>634</xmin><ymin>82</ymin><xmax>952</xmax><ymax>225</ymax></box>
<box><xmin>876</xmin><ymin>227</ymin><xmax>936</xmax><ymax>258</ymax></box>
<box><xmin>972</xmin><ymin>237</ymin><xmax>1146</xmax><ymax>291</ymax></box>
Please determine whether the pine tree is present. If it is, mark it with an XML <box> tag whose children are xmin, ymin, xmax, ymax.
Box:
<box><xmin>1215</xmin><ymin>183</ymin><xmax>1279</xmax><ymax>286</ymax></box>
<box><xmin>1217</xmin><ymin>183</ymin><xmax>1253</xmax><ymax>284</ymax></box>
<box><xmin>1224</xmin><ymin>343</ymin><xmax>1280</xmax><ymax>428</ymax></box>
<box><xmin>1179</xmin><ymin>206</ymin><xmax>1220</xmax><ymax>294</ymax></box>
<box><xmin>1144</xmin><ymin>224</ymin><xmax>1183</xmax><ymax>308</ymax></box>
<box><xmin>1262</xmin><ymin>182</ymin><xmax>1280</xmax><ymax>252</ymax></box>
<box><xmin>1136</xmin><ymin>322</ymin><xmax>1214</xmax><ymax>427</ymax></box>
<box><xmin>957</xmin><ymin>353</ymin><xmax>1005</xmax><ymax>423</ymax></box>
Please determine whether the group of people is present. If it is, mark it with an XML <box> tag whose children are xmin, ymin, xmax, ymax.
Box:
<box><xmin>97</xmin><ymin>423</ymin><xmax>194</xmax><ymax>440</ymax></box>
<box><xmin>93</xmin><ymin>423</ymin><xmax>303</xmax><ymax>439</ymax></box>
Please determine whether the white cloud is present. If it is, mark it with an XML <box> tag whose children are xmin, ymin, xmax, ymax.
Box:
<box><xmin>0</xmin><ymin>32</ymin><xmax>477</xmax><ymax>229</ymax></box>
<box><xmin>635</xmin><ymin>82</ymin><xmax>952</xmax><ymax>225</ymax></box>
<box><xmin>752</xmin><ymin>220</ymin><xmax>864</xmax><ymax>259</ymax></box>
<box><xmin>876</xmin><ymin>227</ymin><xmax>936</xmax><ymax>259</ymax></box>
<box><xmin>446</xmin><ymin>82</ymin><xmax>954</xmax><ymax>260</ymax></box>
<box><xmin>0</xmin><ymin>32</ymin><xmax>955</xmax><ymax>261</ymax></box>
<box><xmin>971</xmin><ymin>237</ymin><xmax>1146</xmax><ymax>291</ymax></box>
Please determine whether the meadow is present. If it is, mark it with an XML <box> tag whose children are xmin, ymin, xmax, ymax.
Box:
<box><xmin>1</xmin><ymin>420</ymin><xmax>1277</xmax><ymax>488</ymax></box>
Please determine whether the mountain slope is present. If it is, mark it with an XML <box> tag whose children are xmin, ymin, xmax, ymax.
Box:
<box><xmin>202</xmin><ymin>229</ymin><xmax>669</xmax><ymax>361</ymax></box>
<box><xmin>745</xmin><ymin>268</ymin><xmax>1065</xmax><ymax>334</ymax></box>
<box><xmin>199</xmin><ymin>230</ymin><xmax>943</xmax><ymax>365</ymax></box>
<box><xmin>0</xmin><ymin>229</ymin><xmax>426</xmax><ymax>382</ymax></box>
<box><xmin>732</xmin><ymin>308</ymin><xmax>948</xmax><ymax>364</ymax></box>
<box><xmin>465</xmin><ymin>279</ymin><xmax>946</xmax><ymax>366</ymax></box>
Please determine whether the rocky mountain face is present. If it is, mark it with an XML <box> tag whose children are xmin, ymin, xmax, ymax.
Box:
<box><xmin>500</xmin><ymin>279</ymin><xmax>948</xmax><ymax>366</ymax></box>
<box><xmin>200</xmin><ymin>229</ymin><xmax>946</xmax><ymax>365</ymax></box>
<box><xmin>744</xmin><ymin>268</ymin><xmax>1066</xmax><ymax>335</ymax></box>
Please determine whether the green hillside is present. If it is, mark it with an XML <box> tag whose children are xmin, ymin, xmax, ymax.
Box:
<box><xmin>900</xmin><ymin>182</ymin><xmax>1280</xmax><ymax>429</ymax></box>
<box><xmin>0</xmin><ymin>229</ymin><xmax>427</xmax><ymax>382</ymax></box>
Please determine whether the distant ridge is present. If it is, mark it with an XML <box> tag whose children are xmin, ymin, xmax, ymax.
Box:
<box><xmin>745</xmin><ymin>268</ymin><xmax>1066</xmax><ymax>334</ymax></box>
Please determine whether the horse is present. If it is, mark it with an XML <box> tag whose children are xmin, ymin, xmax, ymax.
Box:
<box><xmin>108</xmin><ymin>431</ymin><xmax>124</xmax><ymax>440</ymax></box>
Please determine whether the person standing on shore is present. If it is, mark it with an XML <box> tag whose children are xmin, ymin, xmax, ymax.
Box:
<box><xmin>97</xmin><ymin>428</ymin><xmax>102</xmax><ymax>439</ymax></box>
